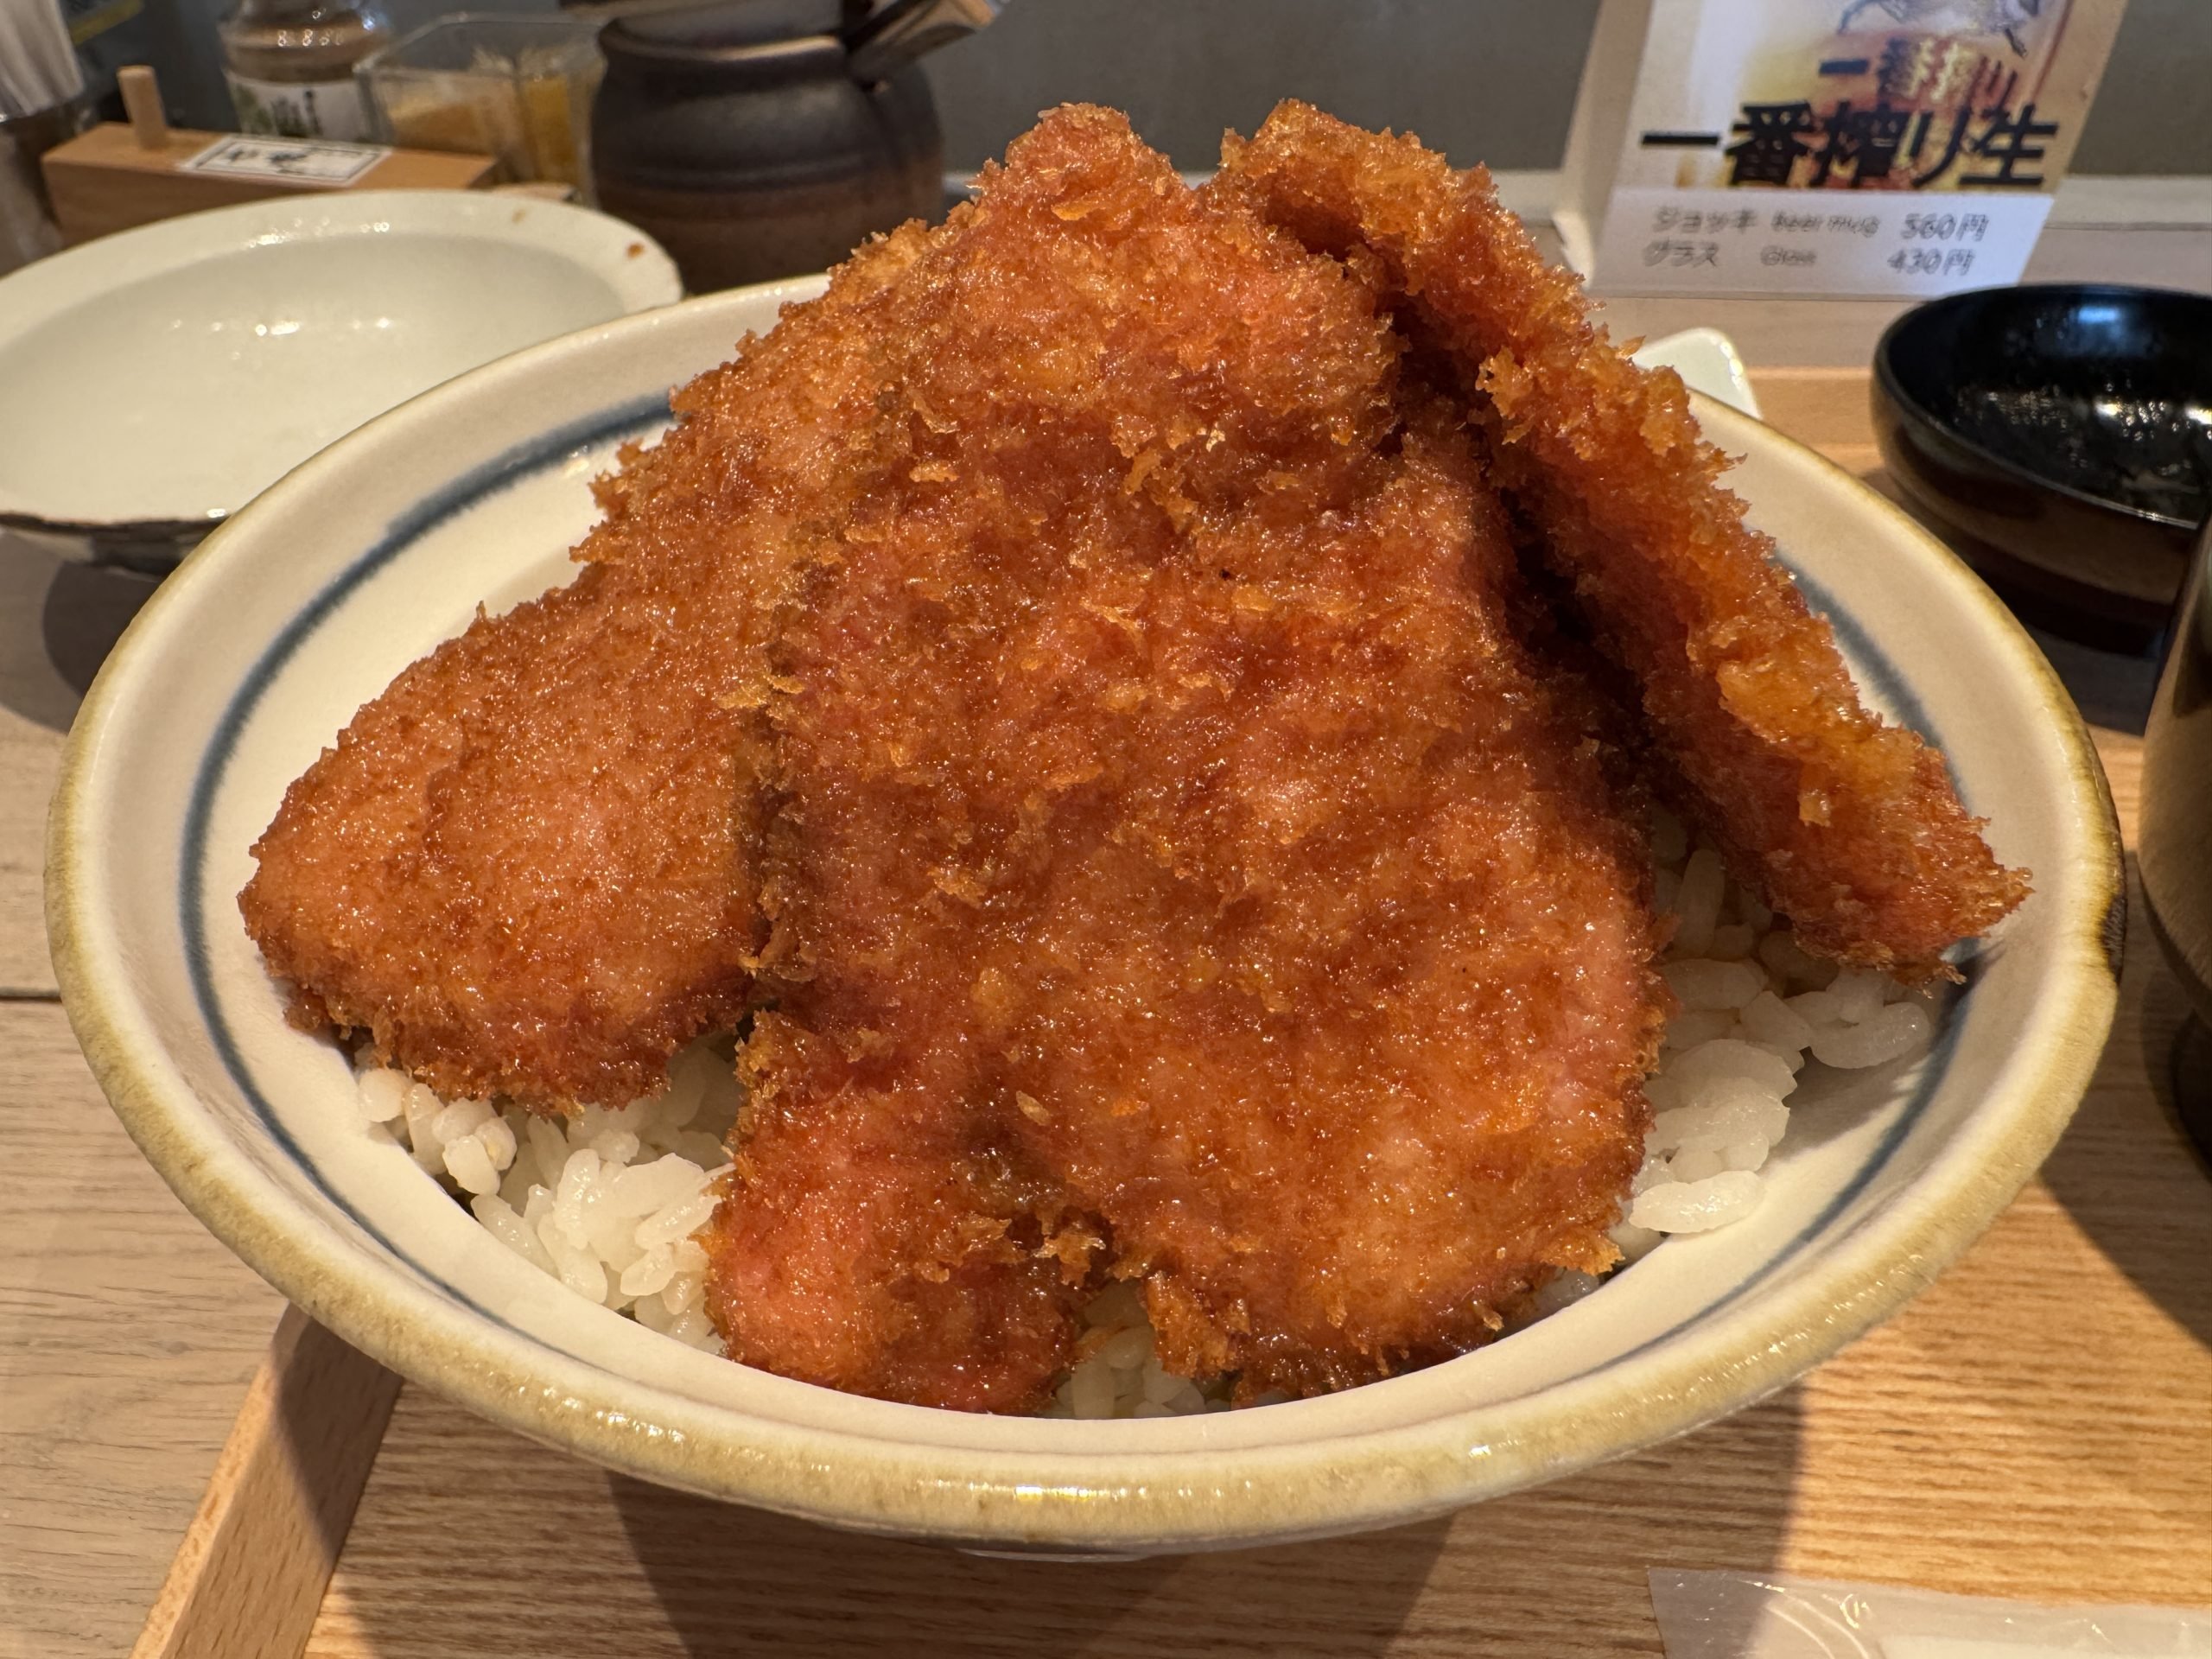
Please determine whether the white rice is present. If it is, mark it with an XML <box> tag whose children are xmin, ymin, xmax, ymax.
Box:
<box><xmin>363</xmin><ymin>1039</ymin><xmax>740</xmax><ymax>1354</ymax></box>
<box><xmin>365</xmin><ymin>804</ymin><xmax>1940</xmax><ymax>1414</ymax></box>
<box><xmin>1623</xmin><ymin>807</ymin><xmax>1938</xmax><ymax>1243</ymax></box>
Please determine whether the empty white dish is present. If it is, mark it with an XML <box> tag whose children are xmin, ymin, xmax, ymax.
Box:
<box><xmin>0</xmin><ymin>189</ymin><xmax>679</xmax><ymax>568</ymax></box>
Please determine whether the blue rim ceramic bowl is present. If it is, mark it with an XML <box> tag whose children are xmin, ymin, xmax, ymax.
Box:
<box><xmin>48</xmin><ymin>285</ymin><xmax>2121</xmax><ymax>1554</ymax></box>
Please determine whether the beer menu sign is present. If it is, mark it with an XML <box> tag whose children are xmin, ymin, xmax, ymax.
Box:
<box><xmin>1555</xmin><ymin>0</ymin><xmax>2130</xmax><ymax>296</ymax></box>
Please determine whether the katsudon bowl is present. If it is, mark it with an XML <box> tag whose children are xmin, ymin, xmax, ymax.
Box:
<box><xmin>48</xmin><ymin>283</ymin><xmax>2121</xmax><ymax>1555</ymax></box>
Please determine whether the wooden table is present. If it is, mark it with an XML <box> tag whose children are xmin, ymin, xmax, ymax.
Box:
<box><xmin>3</xmin><ymin>197</ymin><xmax>2208</xmax><ymax>1659</ymax></box>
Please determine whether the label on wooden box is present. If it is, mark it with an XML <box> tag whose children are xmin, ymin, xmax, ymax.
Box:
<box><xmin>1555</xmin><ymin>0</ymin><xmax>2130</xmax><ymax>297</ymax></box>
<box><xmin>181</xmin><ymin>135</ymin><xmax>391</xmax><ymax>187</ymax></box>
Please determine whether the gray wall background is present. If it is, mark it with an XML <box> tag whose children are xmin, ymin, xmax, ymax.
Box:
<box><xmin>916</xmin><ymin>0</ymin><xmax>2212</xmax><ymax>176</ymax></box>
<box><xmin>146</xmin><ymin>0</ymin><xmax>2209</xmax><ymax>177</ymax></box>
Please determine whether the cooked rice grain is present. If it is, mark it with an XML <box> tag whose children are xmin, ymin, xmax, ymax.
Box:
<box><xmin>368</xmin><ymin>1039</ymin><xmax>739</xmax><ymax>1354</ymax></box>
<box><xmin>1619</xmin><ymin>809</ymin><xmax>1939</xmax><ymax>1243</ymax></box>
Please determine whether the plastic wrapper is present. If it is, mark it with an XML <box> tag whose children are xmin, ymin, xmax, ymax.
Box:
<box><xmin>1650</xmin><ymin>1570</ymin><xmax>2212</xmax><ymax>1658</ymax></box>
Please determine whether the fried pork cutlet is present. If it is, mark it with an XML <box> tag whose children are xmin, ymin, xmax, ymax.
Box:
<box><xmin>240</xmin><ymin>226</ymin><xmax>932</xmax><ymax>1109</ymax></box>
<box><xmin>715</xmin><ymin>106</ymin><xmax>1663</xmax><ymax>1402</ymax></box>
<box><xmin>1214</xmin><ymin>101</ymin><xmax>2029</xmax><ymax>977</ymax></box>
<box><xmin>708</xmin><ymin>1016</ymin><xmax>1088</xmax><ymax>1414</ymax></box>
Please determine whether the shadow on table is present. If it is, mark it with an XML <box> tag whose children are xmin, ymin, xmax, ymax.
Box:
<box><xmin>607</xmin><ymin>1477</ymin><xmax>1439</xmax><ymax>1659</ymax></box>
<box><xmin>42</xmin><ymin>561</ymin><xmax>162</xmax><ymax>701</ymax></box>
<box><xmin>0</xmin><ymin>533</ymin><xmax>162</xmax><ymax>732</ymax></box>
<box><xmin>316</xmin><ymin>1283</ymin><xmax>1803</xmax><ymax>1659</ymax></box>
<box><xmin>592</xmin><ymin>1387</ymin><xmax>1807</xmax><ymax>1659</ymax></box>
<box><xmin>2037</xmin><ymin>864</ymin><xmax>2212</xmax><ymax>1352</ymax></box>
<box><xmin>1859</xmin><ymin>468</ymin><xmax>2169</xmax><ymax>736</ymax></box>
<box><xmin>2021</xmin><ymin>621</ymin><xmax>2167</xmax><ymax>737</ymax></box>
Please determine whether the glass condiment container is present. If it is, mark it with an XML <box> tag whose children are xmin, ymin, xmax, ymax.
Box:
<box><xmin>220</xmin><ymin>0</ymin><xmax>389</xmax><ymax>142</ymax></box>
<box><xmin>357</xmin><ymin>15</ymin><xmax>603</xmax><ymax>194</ymax></box>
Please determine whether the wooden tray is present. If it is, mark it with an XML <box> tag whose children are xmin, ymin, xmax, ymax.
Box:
<box><xmin>130</xmin><ymin>378</ymin><xmax>2212</xmax><ymax>1659</ymax></box>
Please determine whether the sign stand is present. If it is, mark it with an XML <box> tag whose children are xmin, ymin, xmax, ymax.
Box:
<box><xmin>1555</xmin><ymin>0</ymin><xmax>2130</xmax><ymax>298</ymax></box>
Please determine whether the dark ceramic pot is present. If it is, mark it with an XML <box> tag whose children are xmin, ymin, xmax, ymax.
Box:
<box><xmin>592</xmin><ymin>0</ymin><xmax>944</xmax><ymax>292</ymax></box>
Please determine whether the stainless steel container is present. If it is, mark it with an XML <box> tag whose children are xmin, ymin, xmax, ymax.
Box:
<box><xmin>2140</xmin><ymin>512</ymin><xmax>2212</xmax><ymax>1163</ymax></box>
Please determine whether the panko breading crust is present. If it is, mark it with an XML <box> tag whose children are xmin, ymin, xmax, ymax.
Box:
<box><xmin>716</xmin><ymin>107</ymin><xmax>1663</xmax><ymax>1403</ymax></box>
<box><xmin>1215</xmin><ymin>101</ymin><xmax>2029</xmax><ymax>977</ymax></box>
<box><xmin>240</xmin><ymin>226</ymin><xmax>931</xmax><ymax>1109</ymax></box>
<box><xmin>245</xmin><ymin>99</ymin><xmax>2025</xmax><ymax>1414</ymax></box>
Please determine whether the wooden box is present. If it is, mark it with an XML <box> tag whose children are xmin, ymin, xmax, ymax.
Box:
<box><xmin>41</xmin><ymin>122</ymin><xmax>499</xmax><ymax>246</ymax></box>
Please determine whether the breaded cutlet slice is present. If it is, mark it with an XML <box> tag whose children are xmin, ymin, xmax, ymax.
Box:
<box><xmin>240</xmin><ymin>226</ymin><xmax>932</xmax><ymax>1109</ymax></box>
<box><xmin>1214</xmin><ymin>100</ymin><xmax>2029</xmax><ymax>976</ymax></box>
<box><xmin>730</xmin><ymin>106</ymin><xmax>1662</xmax><ymax>1401</ymax></box>
<box><xmin>707</xmin><ymin>1014</ymin><xmax>1089</xmax><ymax>1414</ymax></box>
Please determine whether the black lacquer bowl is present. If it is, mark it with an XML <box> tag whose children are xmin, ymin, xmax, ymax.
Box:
<box><xmin>1872</xmin><ymin>283</ymin><xmax>2212</xmax><ymax>651</ymax></box>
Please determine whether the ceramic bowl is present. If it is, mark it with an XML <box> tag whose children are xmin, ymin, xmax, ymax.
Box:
<box><xmin>0</xmin><ymin>190</ymin><xmax>680</xmax><ymax>570</ymax></box>
<box><xmin>49</xmin><ymin>285</ymin><xmax>2120</xmax><ymax>1555</ymax></box>
<box><xmin>1872</xmin><ymin>283</ymin><xmax>2212</xmax><ymax>652</ymax></box>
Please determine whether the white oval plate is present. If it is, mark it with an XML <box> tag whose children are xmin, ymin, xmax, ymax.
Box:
<box><xmin>0</xmin><ymin>190</ymin><xmax>679</xmax><ymax>537</ymax></box>
<box><xmin>48</xmin><ymin>283</ymin><xmax>2120</xmax><ymax>1555</ymax></box>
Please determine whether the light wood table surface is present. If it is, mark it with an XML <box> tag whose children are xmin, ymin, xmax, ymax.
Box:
<box><xmin>2</xmin><ymin>207</ymin><xmax>2207</xmax><ymax>1659</ymax></box>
